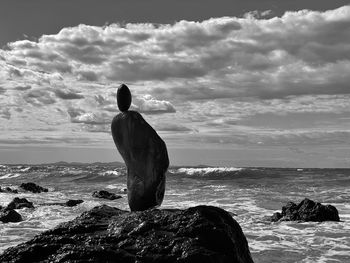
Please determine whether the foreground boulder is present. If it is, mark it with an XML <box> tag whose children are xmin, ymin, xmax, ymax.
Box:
<box><xmin>20</xmin><ymin>182</ymin><xmax>48</xmax><ymax>193</ymax></box>
<box><xmin>92</xmin><ymin>190</ymin><xmax>122</xmax><ymax>200</ymax></box>
<box><xmin>0</xmin><ymin>205</ymin><xmax>253</xmax><ymax>263</ymax></box>
<box><xmin>0</xmin><ymin>209</ymin><xmax>22</xmax><ymax>223</ymax></box>
<box><xmin>6</xmin><ymin>197</ymin><xmax>34</xmax><ymax>210</ymax></box>
<box><xmin>271</xmin><ymin>198</ymin><xmax>340</xmax><ymax>222</ymax></box>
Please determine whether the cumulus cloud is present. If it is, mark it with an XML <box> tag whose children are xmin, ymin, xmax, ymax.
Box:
<box><xmin>1</xmin><ymin>5</ymin><xmax>350</xmax><ymax>152</ymax></box>
<box><xmin>132</xmin><ymin>95</ymin><xmax>176</xmax><ymax>114</ymax></box>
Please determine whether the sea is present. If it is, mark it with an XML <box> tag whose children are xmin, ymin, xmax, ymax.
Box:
<box><xmin>0</xmin><ymin>163</ymin><xmax>349</xmax><ymax>263</ymax></box>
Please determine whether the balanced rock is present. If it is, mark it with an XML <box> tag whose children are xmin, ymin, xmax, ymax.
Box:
<box><xmin>7</xmin><ymin>197</ymin><xmax>34</xmax><ymax>210</ymax></box>
<box><xmin>0</xmin><ymin>205</ymin><xmax>254</xmax><ymax>262</ymax></box>
<box><xmin>20</xmin><ymin>182</ymin><xmax>48</xmax><ymax>193</ymax></box>
<box><xmin>92</xmin><ymin>190</ymin><xmax>122</xmax><ymax>200</ymax></box>
<box><xmin>271</xmin><ymin>198</ymin><xmax>340</xmax><ymax>222</ymax></box>
<box><xmin>111</xmin><ymin>108</ymin><xmax>169</xmax><ymax>211</ymax></box>
<box><xmin>117</xmin><ymin>84</ymin><xmax>132</xmax><ymax>112</ymax></box>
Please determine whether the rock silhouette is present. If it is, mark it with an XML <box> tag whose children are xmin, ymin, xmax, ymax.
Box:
<box><xmin>111</xmin><ymin>84</ymin><xmax>169</xmax><ymax>211</ymax></box>
<box><xmin>0</xmin><ymin>205</ymin><xmax>254</xmax><ymax>262</ymax></box>
<box><xmin>117</xmin><ymin>84</ymin><xmax>132</xmax><ymax>111</ymax></box>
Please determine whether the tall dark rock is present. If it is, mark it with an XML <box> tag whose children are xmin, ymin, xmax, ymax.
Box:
<box><xmin>111</xmin><ymin>84</ymin><xmax>169</xmax><ymax>211</ymax></box>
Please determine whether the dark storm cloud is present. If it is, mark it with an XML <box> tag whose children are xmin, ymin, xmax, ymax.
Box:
<box><xmin>0</xmin><ymin>87</ymin><xmax>5</xmax><ymax>94</ymax></box>
<box><xmin>14</xmin><ymin>85</ymin><xmax>31</xmax><ymax>91</ymax></box>
<box><xmin>23</xmin><ymin>89</ymin><xmax>56</xmax><ymax>106</ymax></box>
<box><xmin>0</xmin><ymin>108</ymin><xmax>11</xmax><ymax>120</ymax></box>
<box><xmin>54</xmin><ymin>89</ymin><xmax>84</xmax><ymax>100</ymax></box>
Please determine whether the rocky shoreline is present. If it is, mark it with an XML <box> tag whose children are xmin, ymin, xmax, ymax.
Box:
<box><xmin>0</xmin><ymin>205</ymin><xmax>254</xmax><ymax>263</ymax></box>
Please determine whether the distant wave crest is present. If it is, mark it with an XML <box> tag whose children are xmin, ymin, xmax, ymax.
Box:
<box><xmin>174</xmin><ymin>167</ymin><xmax>243</xmax><ymax>176</ymax></box>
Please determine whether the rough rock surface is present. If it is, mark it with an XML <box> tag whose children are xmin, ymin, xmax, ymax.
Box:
<box><xmin>92</xmin><ymin>190</ymin><xmax>122</xmax><ymax>200</ymax></box>
<box><xmin>20</xmin><ymin>182</ymin><xmax>48</xmax><ymax>193</ymax></box>
<box><xmin>111</xmin><ymin>110</ymin><xmax>169</xmax><ymax>211</ymax></box>
<box><xmin>0</xmin><ymin>209</ymin><xmax>22</xmax><ymax>223</ymax></box>
<box><xmin>0</xmin><ymin>205</ymin><xmax>253</xmax><ymax>263</ymax></box>
<box><xmin>65</xmin><ymin>199</ymin><xmax>84</xmax><ymax>207</ymax></box>
<box><xmin>6</xmin><ymin>197</ymin><xmax>34</xmax><ymax>210</ymax></box>
<box><xmin>271</xmin><ymin>198</ymin><xmax>340</xmax><ymax>222</ymax></box>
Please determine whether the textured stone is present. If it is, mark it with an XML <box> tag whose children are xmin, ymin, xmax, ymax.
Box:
<box><xmin>7</xmin><ymin>197</ymin><xmax>34</xmax><ymax>210</ymax></box>
<box><xmin>92</xmin><ymin>190</ymin><xmax>122</xmax><ymax>200</ymax></box>
<box><xmin>111</xmin><ymin>111</ymin><xmax>169</xmax><ymax>211</ymax></box>
<box><xmin>0</xmin><ymin>209</ymin><xmax>22</xmax><ymax>223</ymax></box>
<box><xmin>0</xmin><ymin>205</ymin><xmax>254</xmax><ymax>263</ymax></box>
<box><xmin>20</xmin><ymin>182</ymin><xmax>48</xmax><ymax>193</ymax></box>
<box><xmin>271</xmin><ymin>198</ymin><xmax>340</xmax><ymax>222</ymax></box>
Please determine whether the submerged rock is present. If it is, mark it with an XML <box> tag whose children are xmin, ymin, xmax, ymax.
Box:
<box><xmin>6</xmin><ymin>197</ymin><xmax>34</xmax><ymax>210</ymax></box>
<box><xmin>0</xmin><ymin>209</ymin><xmax>22</xmax><ymax>223</ymax></box>
<box><xmin>111</xmin><ymin>110</ymin><xmax>169</xmax><ymax>211</ymax></box>
<box><xmin>0</xmin><ymin>186</ymin><xmax>18</xmax><ymax>194</ymax></box>
<box><xmin>20</xmin><ymin>182</ymin><xmax>48</xmax><ymax>193</ymax></box>
<box><xmin>65</xmin><ymin>199</ymin><xmax>84</xmax><ymax>207</ymax></box>
<box><xmin>271</xmin><ymin>198</ymin><xmax>340</xmax><ymax>222</ymax></box>
<box><xmin>0</xmin><ymin>205</ymin><xmax>254</xmax><ymax>263</ymax></box>
<box><xmin>92</xmin><ymin>190</ymin><xmax>122</xmax><ymax>200</ymax></box>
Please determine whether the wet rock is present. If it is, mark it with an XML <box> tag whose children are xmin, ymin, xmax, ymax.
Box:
<box><xmin>0</xmin><ymin>205</ymin><xmax>254</xmax><ymax>263</ymax></box>
<box><xmin>271</xmin><ymin>198</ymin><xmax>340</xmax><ymax>222</ymax></box>
<box><xmin>92</xmin><ymin>190</ymin><xmax>122</xmax><ymax>200</ymax></box>
<box><xmin>20</xmin><ymin>182</ymin><xmax>48</xmax><ymax>193</ymax></box>
<box><xmin>6</xmin><ymin>197</ymin><xmax>34</xmax><ymax>210</ymax></box>
<box><xmin>0</xmin><ymin>209</ymin><xmax>22</xmax><ymax>223</ymax></box>
<box><xmin>0</xmin><ymin>186</ymin><xmax>18</xmax><ymax>194</ymax></box>
<box><xmin>111</xmin><ymin>110</ymin><xmax>169</xmax><ymax>211</ymax></box>
<box><xmin>65</xmin><ymin>199</ymin><xmax>84</xmax><ymax>207</ymax></box>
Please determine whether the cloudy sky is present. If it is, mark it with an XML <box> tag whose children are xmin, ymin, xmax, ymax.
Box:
<box><xmin>1</xmin><ymin>0</ymin><xmax>350</xmax><ymax>167</ymax></box>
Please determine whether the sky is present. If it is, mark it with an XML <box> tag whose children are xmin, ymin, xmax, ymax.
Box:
<box><xmin>0</xmin><ymin>0</ymin><xmax>350</xmax><ymax>167</ymax></box>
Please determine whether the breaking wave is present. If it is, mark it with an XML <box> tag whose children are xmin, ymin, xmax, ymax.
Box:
<box><xmin>173</xmin><ymin>167</ymin><xmax>243</xmax><ymax>176</ymax></box>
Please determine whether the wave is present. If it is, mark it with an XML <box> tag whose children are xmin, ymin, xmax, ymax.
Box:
<box><xmin>0</xmin><ymin>173</ymin><xmax>22</xmax><ymax>180</ymax></box>
<box><xmin>173</xmin><ymin>167</ymin><xmax>243</xmax><ymax>176</ymax></box>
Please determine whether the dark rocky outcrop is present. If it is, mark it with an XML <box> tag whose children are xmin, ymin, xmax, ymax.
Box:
<box><xmin>65</xmin><ymin>199</ymin><xmax>84</xmax><ymax>207</ymax></box>
<box><xmin>20</xmin><ymin>182</ymin><xmax>48</xmax><ymax>193</ymax></box>
<box><xmin>0</xmin><ymin>205</ymin><xmax>254</xmax><ymax>263</ymax></box>
<box><xmin>111</xmin><ymin>109</ymin><xmax>169</xmax><ymax>211</ymax></box>
<box><xmin>92</xmin><ymin>190</ymin><xmax>122</xmax><ymax>200</ymax></box>
<box><xmin>6</xmin><ymin>197</ymin><xmax>34</xmax><ymax>210</ymax></box>
<box><xmin>0</xmin><ymin>186</ymin><xmax>18</xmax><ymax>194</ymax></box>
<box><xmin>0</xmin><ymin>209</ymin><xmax>22</xmax><ymax>223</ymax></box>
<box><xmin>271</xmin><ymin>198</ymin><xmax>340</xmax><ymax>222</ymax></box>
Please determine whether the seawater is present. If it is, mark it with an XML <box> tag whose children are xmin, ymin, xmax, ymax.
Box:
<box><xmin>0</xmin><ymin>164</ymin><xmax>349</xmax><ymax>263</ymax></box>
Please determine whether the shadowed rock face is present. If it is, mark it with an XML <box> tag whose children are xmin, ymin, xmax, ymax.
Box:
<box><xmin>0</xmin><ymin>205</ymin><xmax>254</xmax><ymax>263</ymax></box>
<box><xmin>111</xmin><ymin>111</ymin><xmax>169</xmax><ymax>211</ymax></box>
<box><xmin>271</xmin><ymin>198</ymin><xmax>340</xmax><ymax>222</ymax></box>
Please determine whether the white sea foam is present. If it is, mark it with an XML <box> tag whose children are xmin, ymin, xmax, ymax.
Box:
<box><xmin>176</xmin><ymin>167</ymin><xmax>242</xmax><ymax>176</ymax></box>
<box><xmin>0</xmin><ymin>173</ymin><xmax>22</xmax><ymax>179</ymax></box>
<box><xmin>100</xmin><ymin>170</ymin><xmax>120</xmax><ymax>176</ymax></box>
